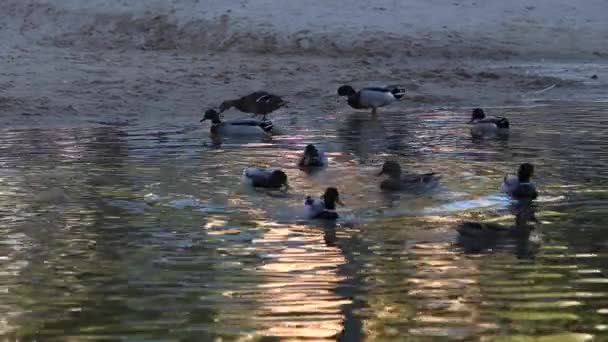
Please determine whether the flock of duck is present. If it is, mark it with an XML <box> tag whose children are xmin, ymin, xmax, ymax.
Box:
<box><xmin>200</xmin><ymin>85</ymin><xmax>538</xmax><ymax>228</ymax></box>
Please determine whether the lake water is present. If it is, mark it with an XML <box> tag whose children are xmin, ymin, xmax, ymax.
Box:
<box><xmin>0</xmin><ymin>105</ymin><xmax>607</xmax><ymax>341</ymax></box>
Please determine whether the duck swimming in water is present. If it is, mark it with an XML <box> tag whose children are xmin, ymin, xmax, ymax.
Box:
<box><xmin>305</xmin><ymin>187</ymin><xmax>343</xmax><ymax>220</ymax></box>
<box><xmin>298</xmin><ymin>144</ymin><xmax>328</xmax><ymax>168</ymax></box>
<box><xmin>338</xmin><ymin>85</ymin><xmax>405</xmax><ymax>115</ymax></box>
<box><xmin>378</xmin><ymin>161</ymin><xmax>440</xmax><ymax>191</ymax></box>
<box><xmin>219</xmin><ymin>91</ymin><xmax>287</xmax><ymax>120</ymax></box>
<box><xmin>501</xmin><ymin>163</ymin><xmax>538</xmax><ymax>201</ymax></box>
<box><xmin>242</xmin><ymin>167</ymin><xmax>289</xmax><ymax>190</ymax></box>
<box><xmin>469</xmin><ymin>108</ymin><xmax>510</xmax><ymax>137</ymax></box>
<box><xmin>201</xmin><ymin>109</ymin><xmax>275</xmax><ymax>137</ymax></box>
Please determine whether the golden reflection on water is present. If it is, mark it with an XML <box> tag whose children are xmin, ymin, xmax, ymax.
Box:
<box><xmin>251</xmin><ymin>223</ymin><xmax>350</xmax><ymax>340</ymax></box>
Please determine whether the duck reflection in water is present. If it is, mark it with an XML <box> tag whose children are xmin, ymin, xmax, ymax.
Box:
<box><xmin>455</xmin><ymin>202</ymin><xmax>540</xmax><ymax>259</ymax></box>
<box><xmin>337</xmin><ymin>112</ymin><xmax>388</xmax><ymax>163</ymax></box>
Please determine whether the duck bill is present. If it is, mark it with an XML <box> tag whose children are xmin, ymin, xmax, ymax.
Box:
<box><xmin>377</xmin><ymin>170</ymin><xmax>385</xmax><ymax>177</ymax></box>
<box><xmin>336</xmin><ymin>198</ymin><xmax>344</xmax><ymax>206</ymax></box>
<box><xmin>200</xmin><ymin>118</ymin><xmax>207</xmax><ymax>122</ymax></box>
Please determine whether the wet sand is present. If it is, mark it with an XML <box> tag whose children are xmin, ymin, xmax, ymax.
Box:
<box><xmin>1</xmin><ymin>0</ymin><xmax>607</xmax><ymax>128</ymax></box>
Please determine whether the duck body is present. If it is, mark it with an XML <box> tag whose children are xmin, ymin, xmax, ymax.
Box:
<box><xmin>501</xmin><ymin>163</ymin><xmax>538</xmax><ymax>201</ymax></box>
<box><xmin>242</xmin><ymin>167</ymin><xmax>288</xmax><ymax>189</ymax></box>
<box><xmin>298</xmin><ymin>144</ymin><xmax>328</xmax><ymax>168</ymax></box>
<box><xmin>501</xmin><ymin>175</ymin><xmax>538</xmax><ymax>200</ymax></box>
<box><xmin>469</xmin><ymin>108</ymin><xmax>509</xmax><ymax>137</ymax></box>
<box><xmin>380</xmin><ymin>172</ymin><xmax>440</xmax><ymax>191</ymax></box>
<box><xmin>219</xmin><ymin>91</ymin><xmax>287</xmax><ymax>120</ymax></box>
<box><xmin>378</xmin><ymin>161</ymin><xmax>440</xmax><ymax>191</ymax></box>
<box><xmin>338</xmin><ymin>85</ymin><xmax>405</xmax><ymax>115</ymax></box>
<box><xmin>305</xmin><ymin>197</ymin><xmax>338</xmax><ymax>220</ymax></box>
<box><xmin>456</xmin><ymin>221</ymin><xmax>533</xmax><ymax>239</ymax></box>
<box><xmin>304</xmin><ymin>187</ymin><xmax>343</xmax><ymax>220</ymax></box>
<box><xmin>201</xmin><ymin>109</ymin><xmax>274</xmax><ymax>137</ymax></box>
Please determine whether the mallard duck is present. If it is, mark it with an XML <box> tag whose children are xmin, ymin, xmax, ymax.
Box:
<box><xmin>377</xmin><ymin>161</ymin><xmax>440</xmax><ymax>191</ymax></box>
<box><xmin>337</xmin><ymin>85</ymin><xmax>405</xmax><ymax>115</ymax></box>
<box><xmin>501</xmin><ymin>163</ymin><xmax>538</xmax><ymax>201</ymax></box>
<box><xmin>219</xmin><ymin>91</ymin><xmax>287</xmax><ymax>120</ymax></box>
<box><xmin>455</xmin><ymin>220</ymin><xmax>539</xmax><ymax>257</ymax></box>
<box><xmin>305</xmin><ymin>187</ymin><xmax>343</xmax><ymax>220</ymax></box>
<box><xmin>469</xmin><ymin>108</ymin><xmax>510</xmax><ymax>137</ymax></box>
<box><xmin>242</xmin><ymin>167</ymin><xmax>289</xmax><ymax>190</ymax></box>
<box><xmin>298</xmin><ymin>144</ymin><xmax>328</xmax><ymax>168</ymax></box>
<box><xmin>456</xmin><ymin>221</ymin><xmax>534</xmax><ymax>239</ymax></box>
<box><xmin>200</xmin><ymin>109</ymin><xmax>274</xmax><ymax>136</ymax></box>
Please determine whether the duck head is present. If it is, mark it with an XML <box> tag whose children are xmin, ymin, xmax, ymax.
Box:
<box><xmin>378</xmin><ymin>161</ymin><xmax>402</xmax><ymax>178</ymax></box>
<box><xmin>337</xmin><ymin>85</ymin><xmax>357</xmax><ymax>97</ymax></box>
<box><xmin>200</xmin><ymin>109</ymin><xmax>222</xmax><ymax>123</ymax></box>
<box><xmin>322</xmin><ymin>187</ymin><xmax>344</xmax><ymax>208</ymax></box>
<box><xmin>518</xmin><ymin>163</ymin><xmax>534</xmax><ymax>182</ymax></box>
<box><xmin>269</xmin><ymin>170</ymin><xmax>289</xmax><ymax>189</ymax></box>
<box><xmin>469</xmin><ymin>108</ymin><xmax>486</xmax><ymax>123</ymax></box>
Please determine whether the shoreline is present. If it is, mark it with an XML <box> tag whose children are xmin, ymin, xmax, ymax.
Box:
<box><xmin>1</xmin><ymin>46</ymin><xmax>606</xmax><ymax>129</ymax></box>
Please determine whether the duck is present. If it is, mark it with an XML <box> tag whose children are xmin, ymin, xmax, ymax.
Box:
<box><xmin>337</xmin><ymin>85</ymin><xmax>405</xmax><ymax>115</ymax></box>
<box><xmin>468</xmin><ymin>108</ymin><xmax>510</xmax><ymax>137</ymax></box>
<box><xmin>219</xmin><ymin>91</ymin><xmax>287</xmax><ymax>120</ymax></box>
<box><xmin>377</xmin><ymin>161</ymin><xmax>440</xmax><ymax>191</ymax></box>
<box><xmin>305</xmin><ymin>187</ymin><xmax>343</xmax><ymax>220</ymax></box>
<box><xmin>298</xmin><ymin>144</ymin><xmax>328</xmax><ymax>168</ymax></box>
<box><xmin>200</xmin><ymin>109</ymin><xmax>275</xmax><ymax>136</ymax></box>
<box><xmin>501</xmin><ymin>163</ymin><xmax>538</xmax><ymax>201</ymax></box>
<box><xmin>456</xmin><ymin>219</ymin><xmax>540</xmax><ymax>258</ymax></box>
<box><xmin>242</xmin><ymin>167</ymin><xmax>289</xmax><ymax>190</ymax></box>
<box><xmin>456</xmin><ymin>221</ymin><xmax>534</xmax><ymax>239</ymax></box>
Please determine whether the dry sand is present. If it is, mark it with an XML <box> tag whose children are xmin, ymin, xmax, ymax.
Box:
<box><xmin>1</xmin><ymin>0</ymin><xmax>607</xmax><ymax>128</ymax></box>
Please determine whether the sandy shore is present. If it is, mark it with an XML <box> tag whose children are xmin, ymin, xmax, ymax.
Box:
<box><xmin>1</xmin><ymin>0</ymin><xmax>607</xmax><ymax>128</ymax></box>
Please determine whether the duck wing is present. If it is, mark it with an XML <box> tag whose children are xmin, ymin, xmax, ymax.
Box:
<box><xmin>305</xmin><ymin>197</ymin><xmax>326</xmax><ymax>218</ymax></box>
<box><xmin>512</xmin><ymin>183</ymin><xmax>538</xmax><ymax>201</ymax></box>
<box><xmin>358</xmin><ymin>88</ymin><xmax>398</xmax><ymax>107</ymax></box>
<box><xmin>251</xmin><ymin>92</ymin><xmax>287</xmax><ymax>111</ymax></box>
<box><xmin>363</xmin><ymin>85</ymin><xmax>406</xmax><ymax>99</ymax></box>
<box><xmin>501</xmin><ymin>174</ymin><xmax>519</xmax><ymax>194</ymax></box>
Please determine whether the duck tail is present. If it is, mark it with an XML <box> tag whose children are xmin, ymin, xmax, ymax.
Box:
<box><xmin>390</xmin><ymin>87</ymin><xmax>406</xmax><ymax>100</ymax></box>
<box><xmin>496</xmin><ymin>117</ymin><xmax>510</xmax><ymax>129</ymax></box>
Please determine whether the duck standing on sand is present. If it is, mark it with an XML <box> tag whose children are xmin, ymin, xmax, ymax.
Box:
<box><xmin>305</xmin><ymin>187</ymin><xmax>343</xmax><ymax>220</ymax></box>
<box><xmin>377</xmin><ymin>161</ymin><xmax>440</xmax><ymax>191</ymax></box>
<box><xmin>219</xmin><ymin>91</ymin><xmax>287</xmax><ymax>120</ymax></box>
<box><xmin>200</xmin><ymin>109</ymin><xmax>275</xmax><ymax>137</ymax></box>
<box><xmin>501</xmin><ymin>163</ymin><xmax>538</xmax><ymax>201</ymax></box>
<box><xmin>298</xmin><ymin>144</ymin><xmax>328</xmax><ymax>168</ymax></box>
<box><xmin>337</xmin><ymin>85</ymin><xmax>405</xmax><ymax>115</ymax></box>
<box><xmin>242</xmin><ymin>167</ymin><xmax>289</xmax><ymax>190</ymax></box>
<box><xmin>468</xmin><ymin>108</ymin><xmax>510</xmax><ymax>137</ymax></box>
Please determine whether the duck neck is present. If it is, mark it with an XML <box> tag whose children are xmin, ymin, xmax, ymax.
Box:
<box><xmin>518</xmin><ymin>175</ymin><xmax>531</xmax><ymax>183</ymax></box>
<box><xmin>225</xmin><ymin>100</ymin><xmax>238</xmax><ymax>110</ymax></box>
<box><xmin>321</xmin><ymin>195</ymin><xmax>336</xmax><ymax>210</ymax></box>
<box><xmin>388</xmin><ymin>170</ymin><xmax>402</xmax><ymax>179</ymax></box>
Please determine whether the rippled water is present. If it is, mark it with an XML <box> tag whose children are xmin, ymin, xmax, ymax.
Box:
<box><xmin>0</xmin><ymin>105</ymin><xmax>607</xmax><ymax>341</ymax></box>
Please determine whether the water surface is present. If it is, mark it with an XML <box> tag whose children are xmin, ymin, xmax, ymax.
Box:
<box><xmin>0</xmin><ymin>105</ymin><xmax>607</xmax><ymax>341</ymax></box>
